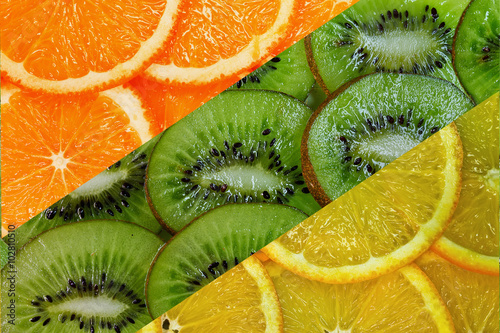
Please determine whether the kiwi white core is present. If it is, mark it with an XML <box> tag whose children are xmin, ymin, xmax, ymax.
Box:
<box><xmin>357</xmin><ymin>131</ymin><xmax>420</xmax><ymax>164</ymax></box>
<box><xmin>200</xmin><ymin>164</ymin><xmax>289</xmax><ymax>192</ymax></box>
<box><xmin>48</xmin><ymin>295</ymin><xmax>128</xmax><ymax>317</ymax></box>
<box><xmin>356</xmin><ymin>30</ymin><xmax>441</xmax><ymax>70</ymax></box>
<box><xmin>70</xmin><ymin>169</ymin><xmax>128</xmax><ymax>198</ymax></box>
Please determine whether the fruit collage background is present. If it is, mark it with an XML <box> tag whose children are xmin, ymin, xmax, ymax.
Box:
<box><xmin>1</xmin><ymin>0</ymin><xmax>499</xmax><ymax>332</ymax></box>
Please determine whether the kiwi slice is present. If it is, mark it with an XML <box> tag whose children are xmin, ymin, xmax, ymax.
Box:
<box><xmin>228</xmin><ymin>39</ymin><xmax>315</xmax><ymax>101</ymax></box>
<box><xmin>146</xmin><ymin>90</ymin><xmax>320</xmax><ymax>233</ymax></box>
<box><xmin>304</xmin><ymin>81</ymin><xmax>328</xmax><ymax>111</ymax></box>
<box><xmin>453</xmin><ymin>0</ymin><xmax>499</xmax><ymax>104</ymax></box>
<box><xmin>303</xmin><ymin>73</ymin><xmax>475</xmax><ymax>205</ymax></box>
<box><xmin>0</xmin><ymin>239</ymin><xmax>8</xmax><ymax>269</ymax></box>
<box><xmin>9</xmin><ymin>136</ymin><xmax>162</xmax><ymax>249</ymax></box>
<box><xmin>145</xmin><ymin>203</ymin><xmax>307</xmax><ymax>318</ymax></box>
<box><xmin>1</xmin><ymin>220</ymin><xmax>164</xmax><ymax>333</ymax></box>
<box><xmin>307</xmin><ymin>0</ymin><xmax>470</xmax><ymax>94</ymax></box>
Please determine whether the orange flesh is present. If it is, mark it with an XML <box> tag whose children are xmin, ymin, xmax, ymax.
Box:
<box><xmin>1</xmin><ymin>0</ymin><xmax>165</xmax><ymax>79</ymax></box>
<box><xmin>1</xmin><ymin>90</ymin><xmax>142</xmax><ymax>228</ymax></box>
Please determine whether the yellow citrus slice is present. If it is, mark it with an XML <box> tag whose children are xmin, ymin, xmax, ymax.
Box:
<box><xmin>140</xmin><ymin>256</ymin><xmax>282</xmax><ymax>333</ymax></box>
<box><xmin>432</xmin><ymin>93</ymin><xmax>499</xmax><ymax>275</ymax></box>
<box><xmin>1</xmin><ymin>0</ymin><xmax>183</xmax><ymax>94</ymax></box>
<box><xmin>416</xmin><ymin>251</ymin><xmax>499</xmax><ymax>332</ymax></box>
<box><xmin>263</xmin><ymin>124</ymin><xmax>462</xmax><ymax>283</ymax></box>
<box><xmin>264</xmin><ymin>259</ymin><xmax>454</xmax><ymax>332</ymax></box>
<box><xmin>1</xmin><ymin>80</ymin><xmax>154</xmax><ymax>231</ymax></box>
<box><xmin>144</xmin><ymin>0</ymin><xmax>297</xmax><ymax>85</ymax></box>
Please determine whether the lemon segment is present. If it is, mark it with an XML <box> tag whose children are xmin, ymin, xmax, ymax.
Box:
<box><xmin>416</xmin><ymin>251</ymin><xmax>499</xmax><ymax>332</ymax></box>
<box><xmin>432</xmin><ymin>93</ymin><xmax>499</xmax><ymax>275</ymax></box>
<box><xmin>264</xmin><ymin>124</ymin><xmax>462</xmax><ymax>283</ymax></box>
<box><xmin>264</xmin><ymin>260</ymin><xmax>454</xmax><ymax>332</ymax></box>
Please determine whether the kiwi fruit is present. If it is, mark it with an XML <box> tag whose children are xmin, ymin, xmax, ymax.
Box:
<box><xmin>1</xmin><ymin>220</ymin><xmax>164</xmax><ymax>332</ymax></box>
<box><xmin>228</xmin><ymin>39</ymin><xmax>316</xmax><ymax>101</ymax></box>
<box><xmin>0</xmin><ymin>239</ymin><xmax>8</xmax><ymax>269</ymax></box>
<box><xmin>307</xmin><ymin>0</ymin><xmax>471</xmax><ymax>94</ymax></box>
<box><xmin>146</xmin><ymin>90</ymin><xmax>321</xmax><ymax>233</ymax></box>
<box><xmin>145</xmin><ymin>203</ymin><xmax>308</xmax><ymax>318</ymax></box>
<box><xmin>304</xmin><ymin>81</ymin><xmax>328</xmax><ymax>111</ymax></box>
<box><xmin>302</xmin><ymin>73</ymin><xmax>475</xmax><ymax>205</ymax></box>
<box><xmin>453</xmin><ymin>0</ymin><xmax>499</xmax><ymax>104</ymax></box>
<box><xmin>9</xmin><ymin>136</ymin><xmax>162</xmax><ymax>249</ymax></box>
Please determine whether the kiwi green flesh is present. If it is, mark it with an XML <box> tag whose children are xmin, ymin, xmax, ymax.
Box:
<box><xmin>228</xmin><ymin>39</ymin><xmax>315</xmax><ymax>101</ymax></box>
<box><xmin>304</xmin><ymin>81</ymin><xmax>328</xmax><ymax>111</ymax></box>
<box><xmin>146</xmin><ymin>90</ymin><xmax>321</xmax><ymax>233</ymax></box>
<box><xmin>8</xmin><ymin>136</ymin><xmax>162</xmax><ymax>249</ymax></box>
<box><xmin>454</xmin><ymin>0</ymin><xmax>499</xmax><ymax>104</ymax></box>
<box><xmin>309</xmin><ymin>0</ymin><xmax>471</xmax><ymax>94</ymax></box>
<box><xmin>1</xmin><ymin>220</ymin><xmax>164</xmax><ymax>333</ymax></box>
<box><xmin>305</xmin><ymin>73</ymin><xmax>474</xmax><ymax>203</ymax></box>
<box><xmin>145</xmin><ymin>203</ymin><xmax>308</xmax><ymax>318</ymax></box>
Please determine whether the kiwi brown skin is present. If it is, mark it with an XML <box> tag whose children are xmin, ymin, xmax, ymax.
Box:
<box><xmin>301</xmin><ymin>75</ymin><xmax>368</xmax><ymax>207</ymax></box>
<box><xmin>451</xmin><ymin>0</ymin><xmax>479</xmax><ymax>103</ymax></box>
<box><xmin>305</xmin><ymin>34</ymin><xmax>331</xmax><ymax>95</ymax></box>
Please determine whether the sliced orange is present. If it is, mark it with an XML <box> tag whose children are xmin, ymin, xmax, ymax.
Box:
<box><xmin>265</xmin><ymin>260</ymin><xmax>455</xmax><ymax>332</ymax></box>
<box><xmin>144</xmin><ymin>0</ymin><xmax>298</xmax><ymax>85</ymax></box>
<box><xmin>1</xmin><ymin>80</ymin><xmax>155</xmax><ymax>231</ymax></box>
<box><xmin>432</xmin><ymin>93</ymin><xmax>499</xmax><ymax>275</ymax></box>
<box><xmin>263</xmin><ymin>124</ymin><xmax>462</xmax><ymax>283</ymax></box>
<box><xmin>416</xmin><ymin>251</ymin><xmax>499</xmax><ymax>332</ymax></box>
<box><xmin>1</xmin><ymin>0</ymin><xmax>183</xmax><ymax>95</ymax></box>
<box><xmin>139</xmin><ymin>256</ymin><xmax>283</xmax><ymax>332</ymax></box>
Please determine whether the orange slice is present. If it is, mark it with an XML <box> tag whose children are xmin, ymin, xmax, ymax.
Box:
<box><xmin>265</xmin><ymin>260</ymin><xmax>455</xmax><ymax>332</ymax></box>
<box><xmin>432</xmin><ymin>93</ymin><xmax>499</xmax><ymax>275</ymax></box>
<box><xmin>1</xmin><ymin>0</ymin><xmax>183</xmax><ymax>95</ymax></box>
<box><xmin>263</xmin><ymin>124</ymin><xmax>462</xmax><ymax>283</ymax></box>
<box><xmin>144</xmin><ymin>0</ymin><xmax>298</xmax><ymax>85</ymax></box>
<box><xmin>1</xmin><ymin>80</ymin><xmax>155</xmax><ymax>231</ymax></box>
<box><xmin>416</xmin><ymin>251</ymin><xmax>499</xmax><ymax>332</ymax></box>
<box><xmin>139</xmin><ymin>256</ymin><xmax>283</xmax><ymax>332</ymax></box>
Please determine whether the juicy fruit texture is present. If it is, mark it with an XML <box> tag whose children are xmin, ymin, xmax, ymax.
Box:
<box><xmin>308</xmin><ymin>0</ymin><xmax>471</xmax><ymax>93</ymax></box>
<box><xmin>416</xmin><ymin>251</ymin><xmax>499</xmax><ymax>332</ymax></box>
<box><xmin>453</xmin><ymin>0</ymin><xmax>500</xmax><ymax>103</ymax></box>
<box><xmin>146</xmin><ymin>203</ymin><xmax>307</xmax><ymax>317</ymax></box>
<box><xmin>8</xmin><ymin>136</ymin><xmax>163</xmax><ymax>249</ymax></box>
<box><xmin>0</xmin><ymin>220</ymin><xmax>164</xmax><ymax>333</ymax></box>
<box><xmin>1</xmin><ymin>0</ymin><xmax>183</xmax><ymax>94</ymax></box>
<box><xmin>433</xmin><ymin>93</ymin><xmax>499</xmax><ymax>275</ymax></box>
<box><xmin>142</xmin><ymin>256</ymin><xmax>282</xmax><ymax>333</ymax></box>
<box><xmin>264</xmin><ymin>124</ymin><xmax>463</xmax><ymax>283</ymax></box>
<box><xmin>264</xmin><ymin>260</ymin><xmax>454</xmax><ymax>332</ymax></box>
<box><xmin>144</xmin><ymin>0</ymin><xmax>297</xmax><ymax>85</ymax></box>
<box><xmin>303</xmin><ymin>73</ymin><xmax>473</xmax><ymax>205</ymax></box>
<box><xmin>1</xmin><ymin>81</ymin><xmax>154</xmax><ymax>231</ymax></box>
<box><xmin>229</xmin><ymin>39</ymin><xmax>316</xmax><ymax>101</ymax></box>
<box><xmin>146</xmin><ymin>90</ymin><xmax>320</xmax><ymax>232</ymax></box>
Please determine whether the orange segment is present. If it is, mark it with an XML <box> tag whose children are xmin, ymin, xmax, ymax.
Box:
<box><xmin>1</xmin><ymin>81</ymin><xmax>154</xmax><ymax>231</ymax></box>
<box><xmin>144</xmin><ymin>0</ymin><xmax>298</xmax><ymax>84</ymax></box>
<box><xmin>1</xmin><ymin>0</ymin><xmax>183</xmax><ymax>94</ymax></box>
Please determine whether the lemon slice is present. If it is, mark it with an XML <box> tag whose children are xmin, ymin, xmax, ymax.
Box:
<box><xmin>263</xmin><ymin>124</ymin><xmax>462</xmax><ymax>283</ymax></box>
<box><xmin>416</xmin><ymin>251</ymin><xmax>499</xmax><ymax>332</ymax></box>
<box><xmin>432</xmin><ymin>93</ymin><xmax>499</xmax><ymax>275</ymax></box>
<box><xmin>264</xmin><ymin>259</ymin><xmax>454</xmax><ymax>332</ymax></box>
<box><xmin>140</xmin><ymin>256</ymin><xmax>282</xmax><ymax>332</ymax></box>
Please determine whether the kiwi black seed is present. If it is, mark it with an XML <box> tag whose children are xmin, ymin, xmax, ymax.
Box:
<box><xmin>145</xmin><ymin>203</ymin><xmax>308</xmax><ymax>317</ymax></box>
<box><xmin>453</xmin><ymin>0</ymin><xmax>499</xmax><ymax>104</ymax></box>
<box><xmin>1</xmin><ymin>220</ymin><xmax>164</xmax><ymax>333</ymax></box>
<box><xmin>146</xmin><ymin>90</ymin><xmax>321</xmax><ymax>233</ymax></box>
<box><xmin>307</xmin><ymin>0</ymin><xmax>471</xmax><ymax>94</ymax></box>
<box><xmin>9</xmin><ymin>136</ymin><xmax>162</xmax><ymax>249</ymax></box>
<box><xmin>302</xmin><ymin>73</ymin><xmax>474</xmax><ymax>206</ymax></box>
<box><xmin>228</xmin><ymin>39</ymin><xmax>316</xmax><ymax>101</ymax></box>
